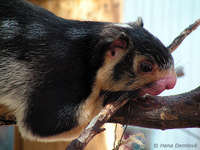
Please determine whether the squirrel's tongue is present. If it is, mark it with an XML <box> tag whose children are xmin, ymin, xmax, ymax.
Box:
<box><xmin>141</xmin><ymin>72</ymin><xmax>177</xmax><ymax>96</ymax></box>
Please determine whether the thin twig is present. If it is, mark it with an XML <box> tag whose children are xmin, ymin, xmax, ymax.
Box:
<box><xmin>167</xmin><ymin>19</ymin><xmax>200</xmax><ymax>53</ymax></box>
<box><xmin>113</xmin><ymin>124</ymin><xmax>118</xmax><ymax>149</ymax></box>
<box><xmin>66</xmin><ymin>94</ymin><xmax>131</xmax><ymax>150</ymax></box>
<box><xmin>114</xmin><ymin>100</ymin><xmax>134</xmax><ymax>150</ymax></box>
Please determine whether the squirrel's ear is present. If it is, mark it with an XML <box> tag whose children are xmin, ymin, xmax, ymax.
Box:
<box><xmin>129</xmin><ymin>17</ymin><xmax>144</xmax><ymax>27</ymax></box>
<box><xmin>109</xmin><ymin>39</ymin><xmax>127</xmax><ymax>50</ymax></box>
<box><xmin>106</xmin><ymin>39</ymin><xmax>127</xmax><ymax>59</ymax></box>
<box><xmin>97</xmin><ymin>28</ymin><xmax>130</xmax><ymax>60</ymax></box>
<box><xmin>100</xmin><ymin>25</ymin><xmax>131</xmax><ymax>51</ymax></box>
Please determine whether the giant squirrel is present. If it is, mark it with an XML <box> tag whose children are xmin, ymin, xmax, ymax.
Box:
<box><xmin>0</xmin><ymin>0</ymin><xmax>176</xmax><ymax>142</ymax></box>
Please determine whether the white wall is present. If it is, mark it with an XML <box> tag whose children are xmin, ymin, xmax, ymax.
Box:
<box><xmin>124</xmin><ymin>0</ymin><xmax>200</xmax><ymax>149</ymax></box>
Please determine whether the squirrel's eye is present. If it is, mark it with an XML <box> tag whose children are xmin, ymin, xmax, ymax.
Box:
<box><xmin>139</xmin><ymin>62</ymin><xmax>153</xmax><ymax>73</ymax></box>
<box><xmin>111</xmin><ymin>50</ymin><xmax>116</xmax><ymax>57</ymax></box>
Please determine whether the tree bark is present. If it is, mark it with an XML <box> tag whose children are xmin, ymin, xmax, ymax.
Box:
<box><xmin>109</xmin><ymin>86</ymin><xmax>200</xmax><ymax>129</ymax></box>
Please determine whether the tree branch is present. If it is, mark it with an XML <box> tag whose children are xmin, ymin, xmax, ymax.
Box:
<box><xmin>66</xmin><ymin>94</ymin><xmax>131</xmax><ymax>150</ymax></box>
<box><xmin>109</xmin><ymin>86</ymin><xmax>200</xmax><ymax>129</ymax></box>
<box><xmin>167</xmin><ymin>19</ymin><xmax>200</xmax><ymax>53</ymax></box>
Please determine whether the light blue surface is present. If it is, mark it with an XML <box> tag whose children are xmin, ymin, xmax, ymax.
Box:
<box><xmin>0</xmin><ymin>127</ymin><xmax>14</xmax><ymax>150</ymax></box>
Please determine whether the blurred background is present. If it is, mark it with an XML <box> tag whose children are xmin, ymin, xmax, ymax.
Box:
<box><xmin>0</xmin><ymin>0</ymin><xmax>200</xmax><ymax>150</ymax></box>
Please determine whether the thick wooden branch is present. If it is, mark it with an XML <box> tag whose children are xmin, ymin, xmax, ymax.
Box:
<box><xmin>109</xmin><ymin>86</ymin><xmax>200</xmax><ymax>129</ymax></box>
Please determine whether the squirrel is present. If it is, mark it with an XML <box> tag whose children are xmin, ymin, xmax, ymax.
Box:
<box><xmin>0</xmin><ymin>0</ymin><xmax>176</xmax><ymax>142</ymax></box>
